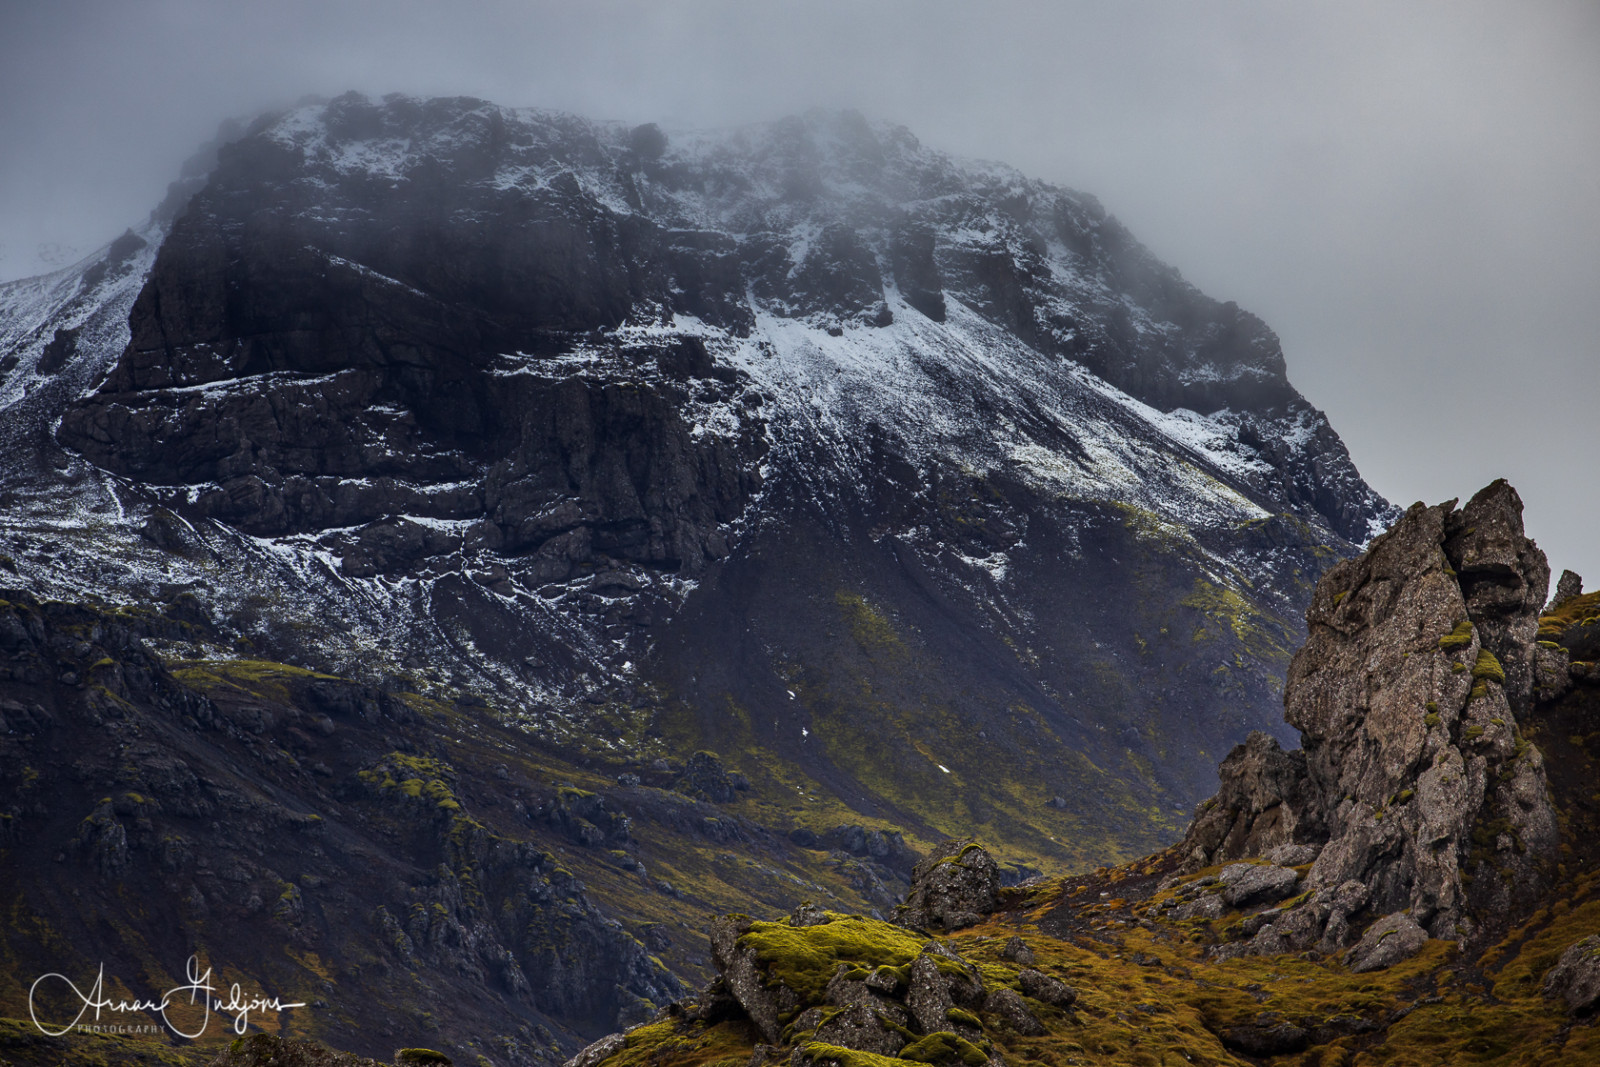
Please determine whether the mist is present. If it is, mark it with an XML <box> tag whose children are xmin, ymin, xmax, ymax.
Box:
<box><xmin>2</xmin><ymin>0</ymin><xmax>1596</xmax><ymax>581</ymax></box>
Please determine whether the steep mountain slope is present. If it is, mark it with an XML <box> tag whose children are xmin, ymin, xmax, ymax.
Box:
<box><xmin>0</xmin><ymin>94</ymin><xmax>1393</xmax><ymax>1061</ymax></box>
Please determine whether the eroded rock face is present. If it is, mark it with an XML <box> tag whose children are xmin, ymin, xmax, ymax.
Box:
<box><xmin>896</xmin><ymin>840</ymin><xmax>1001</xmax><ymax>931</ymax></box>
<box><xmin>708</xmin><ymin>916</ymin><xmax>782</xmax><ymax>1042</ymax></box>
<box><xmin>1180</xmin><ymin>732</ymin><xmax>1320</xmax><ymax>867</ymax></box>
<box><xmin>1180</xmin><ymin>480</ymin><xmax>1560</xmax><ymax>958</ymax></box>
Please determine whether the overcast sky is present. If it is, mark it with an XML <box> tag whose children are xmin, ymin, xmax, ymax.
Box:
<box><xmin>2</xmin><ymin>0</ymin><xmax>1596</xmax><ymax>581</ymax></box>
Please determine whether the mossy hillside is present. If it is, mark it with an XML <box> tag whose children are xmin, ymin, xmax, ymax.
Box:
<box><xmin>0</xmin><ymin>1015</ymin><xmax>218</xmax><ymax>1065</ymax></box>
<box><xmin>615</xmin><ymin>851</ymin><xmax>1600</xmax><ymax>1067</ymax></box>
<box><xmin>0</xmin><ymin>606</ymin><xmax>950</xmax><ymax>1062</ymax></box>
<box><xmin>169</xmin><ymin>658</ymin><xmax>341</xmax><ymax>704</ymax></box>
<box><xmin>640</xmin><ymin>489</ymin><xmax>1338</xmax><ymax>893</ymax></box>
<box><xmin>601</xmin><ymin>1017</ymin><xmax>760</xmax><ymax>1067</ymax></box>
<box><xmin>1181</xmin><ymin>575</ymin><xmax>1294</xmax><ymax>668</ymax></box>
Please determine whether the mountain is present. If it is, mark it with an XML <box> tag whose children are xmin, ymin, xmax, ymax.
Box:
<box><xmin>0</xmin><ymin>93</ymin><xmax>1391</xmax><ymax>1062</ymax></box>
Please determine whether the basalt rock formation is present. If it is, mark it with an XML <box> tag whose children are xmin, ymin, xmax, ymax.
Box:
<box><xmin>1180</xmin><ymin>479</ymin><xmax>1564</xmax><ymax>958</ymax></box>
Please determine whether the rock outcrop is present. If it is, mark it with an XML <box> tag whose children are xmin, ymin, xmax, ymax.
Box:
<box><xmin>1179</xmin><ymin>480</ymin><xmax>1561</xmax><ymax>957</ymax></box>
<box><xmin>632</xmin><ymin>845</ymin><xmax>1054</xmax><ymax>1067</ymax></box>
<box><xmin>896</xmin><ymin>839</ymin><xmax>1002</xmax><ymax>931</ymax></box>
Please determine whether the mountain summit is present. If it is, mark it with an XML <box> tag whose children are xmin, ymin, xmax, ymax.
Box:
<box><xmin>0</xmin><ymin>93</ymin><xmax>1393</xmax><ymax>1059</ymax></box>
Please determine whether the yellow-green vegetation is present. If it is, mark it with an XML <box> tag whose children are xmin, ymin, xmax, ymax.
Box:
<box><xmin>1181</xmin><ymin>577</ymin><xmax>1292</xmax><ymax>665</ymax></box>
<box><xmin>169</xmin><ymin>657</ymin><xmax>339</xmax><ymax>703</ymax></box>
<box><xmin>896</xmin><ymin>1032</ymin><xmax>988</xmax><ymax>1066</ymax></box>
<box><xmin>1111</xmin><ymin>502</ymin><xmax>1201</xmax><ymax>553</ymax></box>
<box><xmin>1439</xmin><ymin>619</ymin><xmax>1475</xmax><ymax>652</ymax></box>
<box><xmin>834</xmin><ymin>591</ymin><xmax>907</xmax><ymax>658</ymax></box>
<box><xmin>739</xmin><ymin>915</ymin><xmax>929</xmax><ymax>1001</ymax></box>
<box><xmin>358</xmin><ymin>752</ymin><xmax>462</xmax><ymax>811</ymax></box>
<box><xmin>1538</xmin><ymin>590</ymin><xmax>1600</xmax><ymax>642</ymax></box>
<box><xmin>1473</xmin><ymin>649</ymin><xmax>1506</xmax><ymax>686</ymax></box>
<box><xmin>611</xmin><ymin>858</ymin><xmax>1600</xmax><ymax>1067</ymax></box>
<box><xmin>600</xmin><ymin>1016</ymin><xmax>762</xmax><ymax>1067</ymax></box>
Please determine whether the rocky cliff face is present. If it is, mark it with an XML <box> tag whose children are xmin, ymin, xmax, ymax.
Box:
<box><xmin>1181</xmin><ymin>479</ymin><xmax>1564</xmax><ymax>954</ymax></box>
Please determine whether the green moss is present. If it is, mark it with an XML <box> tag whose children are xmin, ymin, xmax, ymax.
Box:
<box><xmin>1425</xmin><ymin>713</ymin><xmax>1441</xmax><ymax>728</ymax></box>
<box><xmin>395</xmin><ymin>1051</ymin><xmax>452</xmax><ymax>1065</ymax></box>
<box><xmin>798</xmin><ymin>1043</ymin><xmax>902</xmax><ymax>1067</ymax></box>
<box><xmin>739</xmin><ymin>915</ymin><xmax>928</xmax><ymax>1002</ymax></box>
<box><xmin>1465</xmin><ymin>725</ymin><xmax>1486</xmax><ymax>741</ymax></box>
<box><xmin>897</xmin><ymin>1033</ymin><xmax>989</xmax><ymax>1067</ymax></box>
<box><xmin>1439</xmin><ymin>619</ymin><xmax>1475</xmax><ymax>652</ymax></box>
<box><xmin>170</xmin><ymin>657</ymin><xmax>339</xmax><ymax>703</ymax></box>
<box><xmin>1181</xmin><ymin>577</ymin><xmax>1292</xmax><ymax>664</ymax></box>
<box><xmin>833</xmin><ymin>591</ymin><xmax>906</xmax><ymax>656</ymax></box>
<box><xmin>944</xmin><ymin>1006</ymin><xmax>982</xmax><ymax>1029</ymax></box>
<box><xmin>1472</xmin><ymin>649</ymin><xmax>1506</xmax><ymax>685</ymax></box>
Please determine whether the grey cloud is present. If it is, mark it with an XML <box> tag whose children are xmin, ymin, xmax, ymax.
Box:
<box><xmin>1</xmin><ymin>0</ymin><xmax>1595</xmax><ymax>577</ymax></box>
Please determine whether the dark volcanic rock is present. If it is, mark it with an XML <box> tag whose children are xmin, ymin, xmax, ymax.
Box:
<box><xmin>896</xmin><ymin>840</ymin><xmax>1001</xmax><ymax>931</ymax></box>
<box><xmin>1220</xmin><ymin>1015</ymin><xmax>1309</xmax><ymax>1057</ymax></box>
<box><xmin>709</xmin><ymin>916</ymin><xmax>783</xmax><ymax>1043</ymax></box>
<box><xmin>1217</xmin><ymin>862</ymin><xmax>1300</xmax><ymax>908</ymax></box>
<box><xmin>1016</xmin><ymin>969</ymin><xmax>1076</xmax><ymax>1008</ymax></box>
<box><xmin>1179</xmin><ymin>731</ymin><xmax>1321</xmax><ymax>867</ymax></box>
<box><xmin>981</xmin><ymin>987</ymin><xmax>1045</xmax><ymax>1036</ymax></box>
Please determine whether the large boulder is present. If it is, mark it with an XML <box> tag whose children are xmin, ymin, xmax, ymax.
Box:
<box><xmin>896</xmin><ymin>840</ymin><xmax>1001</xmax><ymax>931</ymax></box>
<box><xmin>708</xmin><ymin>916</ymin><xmax>783</xmax><ymax>1042</ymax></box>
<box><xmin>1344</xmin><ymin>912</ymin><xmax>1429</xmax><ymax>973</ymax></box>
<box><xmin>1543</xmin><ymin>935</ymin><xmax>1600</xmax><ymax>1015</ymax></box>
<box><xmin>1218</xmin><ymin>863</ymin><xmax>1301</xmax><ymax>908</ymax></box>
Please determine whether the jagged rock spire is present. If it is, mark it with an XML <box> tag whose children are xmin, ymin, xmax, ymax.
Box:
<box><xmin>1180</xmin><ymin>480</ymin><xmax>1559</xmax><ymax>955</ymax></box>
